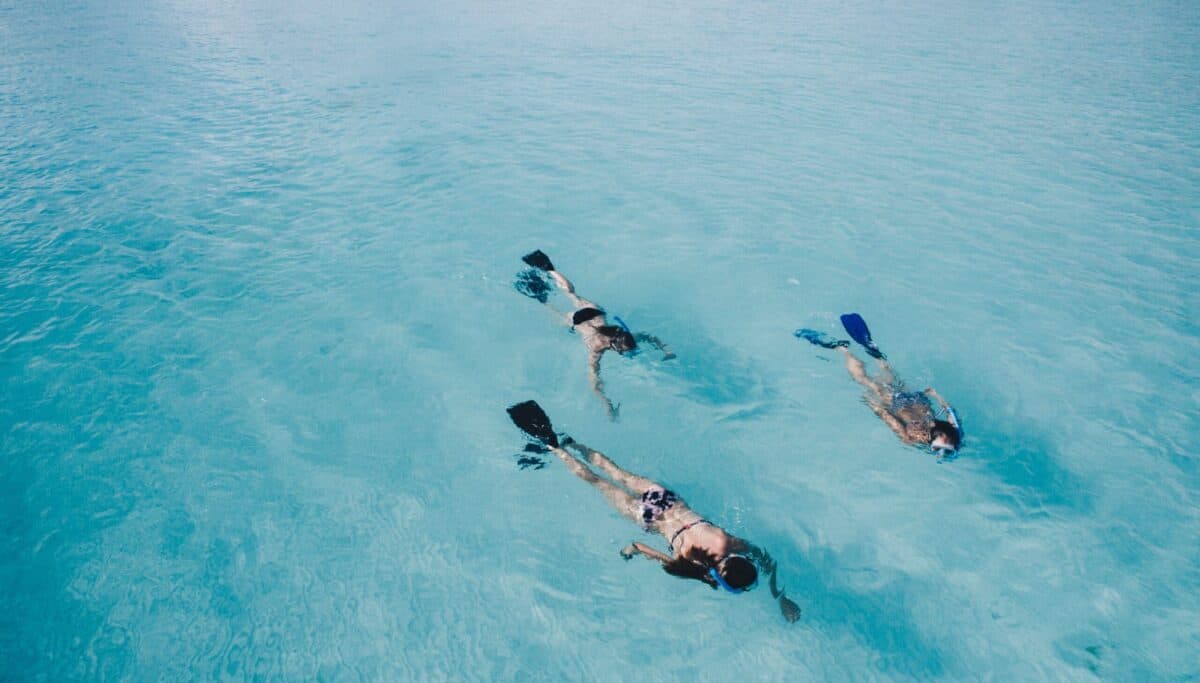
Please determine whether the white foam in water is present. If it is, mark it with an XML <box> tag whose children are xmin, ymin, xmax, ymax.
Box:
<box><xmin>2</xmin><ymin>0</ymin><xmax>1198</xmax><ymax>679</ymax></box>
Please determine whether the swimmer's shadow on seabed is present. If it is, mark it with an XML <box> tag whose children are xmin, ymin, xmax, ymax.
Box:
<box><xmin>644</xmin><ymin>333</ymin><xmax>779</xmax><ymax>421</ymax></box>
<box><xmin>809</xmin><ymin>349</ymin><xmax>1090</xmax><ymax>515</ymax></box>
<box><xmin>969</xmin><ymin>415</ymin><xmax>1093</xmax><ymax>515</ymax></box>
<box><xmin>773</xmin><ymin>528</ymin><xmax>950</xmax><ymax>677</ymax></box>
<box><xmin>946</xmin><ymin>370</ymin><xmax>1093</xmax><ymax>516</ymax></box>
<box><xmin>513</xmin><ymin>442</ymin><xmax>549</xmax><ymax>471</ymax></box>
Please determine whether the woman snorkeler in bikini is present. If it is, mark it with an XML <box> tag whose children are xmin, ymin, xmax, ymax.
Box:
<box><xmin>796</xmin><ymin>313</ymin><xmax>962</xmax><ymax>459</ymax></box>
<box><xmin>515</xmin><ymin>250</ymin><xmax>674</xmax><ymax>420</ymax></box>
<box><xmin>506</xmin><ymin>400</ymin><xmax>801</xmax><ymax>622</ymax></box>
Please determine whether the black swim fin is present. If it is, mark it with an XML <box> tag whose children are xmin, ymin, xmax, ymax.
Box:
<box><xmin>840</xmin><ymin>313</ymin><xmax>886</xmax><ymax>360</ymax></box>
<box><xmin>521</xmin><ymin>249</ymin><xmax>555</xmax><ymax>272</ymax></box>
<box><xmin>507</xmin><ymin>400</ymin><xmax>559</xmax><ymax>447</ymax></box>
<box><xmin>794</xmin><ymin>328</ymin><xmax>850</xmax><ymax>349</ymax></box>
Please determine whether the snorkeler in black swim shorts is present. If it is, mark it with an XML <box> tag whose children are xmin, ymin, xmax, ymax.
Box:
<box><xmin>516</xmin><ymin>250</ymin><xmax>674</xmax><ymax>420</ymax></box>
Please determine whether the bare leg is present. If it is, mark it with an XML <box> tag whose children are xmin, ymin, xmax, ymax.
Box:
<box><xmin>875</xmin><ymin>358</ymin><xmax>897</xmax><ymax>386</ymax></box>
<box><xmin>841</xmin><ymin>346</ymin><xmax>872</xmax><ymax>387</ymax></box>
<box><xmin>565</xmin><ymin>441</ymin><xmax>657</xmax><ymax>492</ymax></box>
<box><xmin>841</xmin><ymin>347</ymin><xmax>888</xmax><ymax>403</ymax></box>
<box><xmin>547</xmin><ymin>271</ymin><xmax>590</xmax><ymax>310</ymax></box>
<box><xmin>550</xmin><ymin>447</ymin><xmax>641</xmax><ymax>524</ymax></box>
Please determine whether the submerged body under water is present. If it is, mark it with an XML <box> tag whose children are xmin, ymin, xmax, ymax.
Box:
<box><xmin>2</xmin><ymin>0</ymin><xmax>1198</xmax><ymax>680</ymax></box>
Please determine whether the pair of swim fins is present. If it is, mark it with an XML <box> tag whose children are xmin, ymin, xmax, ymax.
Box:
<box><xmin>795</xmin><ymin>313</ymin><xmax>886</xmax><ymax>360</ymax></box>
<box><xmin>509</xmin><ymin>253</ymin><xmax>570</xmax><ymax>451</ymax></box>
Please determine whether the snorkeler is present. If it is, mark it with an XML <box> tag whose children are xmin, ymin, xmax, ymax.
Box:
<box><xmin>796</xmin><ymin>313</ymin><xmax>962</xmax><ymax>459</ymax></box>
<box><xmin>507</xmin><ymin>400</ymin><xmax>801</xmax><ymax>622</ymax></box>
<box><xmin>515</xmin><ymin>250</ymin><xmax>674</xmax><ymax>420</ymax></box>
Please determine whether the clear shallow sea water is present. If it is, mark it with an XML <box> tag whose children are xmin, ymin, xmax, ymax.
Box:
<box><xmin>2</xmin><ymin>0</ymin><xmax>1198</xmax><ymax>679</ymax></box>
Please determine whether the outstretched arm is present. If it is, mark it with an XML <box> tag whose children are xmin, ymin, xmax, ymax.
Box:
<box><xmin>634</xmin><ymin>332</ymin><xmax>676</xmax><ymax>361</ymax></box>
<box><xmin>588</xmin><ymin>351</ymin><xmax>618</xmax><ymax>420</ymax></box>
<box><xmin>620</xmin><ymin>542</ymin><xmax>672</xmax><ymax>564</ymax></box>
<box><xmin>867</xmin><ymin>400</ymin><xmax>910</xmax><ymax>443</ymax></box>
<box><xmin>924</xmin><ymin>387</ymin><xmax>950</xmax><ymax>413</ymax></box>
<box><xmin>736</xmin><ymin>540</ymin><xmax>802</xmax><ymax>623</ymax></box>
<box><xmin>623</xmin><ymin>544</ymin><xmax>720</xmax><ymax>589</ymax></box>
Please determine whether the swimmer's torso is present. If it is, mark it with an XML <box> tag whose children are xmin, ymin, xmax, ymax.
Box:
<box><xmin>650</xmin><ymin>500</ymin><xmax>735</xmax><ymax>563</ymax></box>
<box><xmin>886</xmin><ymin>389</ymin><xmax>934</xmax><ymax>444</ymax></box>
<box><xmin>571</xmin><ymin>301</ymin><xmax>613</xmax><ymax>354</ymax></box>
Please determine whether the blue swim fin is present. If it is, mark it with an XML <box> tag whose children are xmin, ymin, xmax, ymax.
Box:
<box><xmin>794</xmin><ymin>328</ymin><xmax>849</xmax><ymax>350</ymax></box>
<box><xmin>840</xmin><ymin>313</ymin><xmax>886</xmax><ymax>359</ymax></box>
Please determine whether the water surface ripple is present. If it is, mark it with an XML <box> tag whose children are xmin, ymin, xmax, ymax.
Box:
<box><xmin>2</xmin><ymin>0</ymin><xmax>1198</xmax><ymax>680</ymax></box>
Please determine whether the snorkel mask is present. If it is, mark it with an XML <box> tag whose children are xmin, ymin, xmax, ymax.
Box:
<box><xmin>709</xmin><ymin>555</ymin><xmax>757</xmax><ymax>594</ymax></box>
<box><xmin>610</xmin><ymin>315</ymin><xmax>639</xmax><ymax>356</ymax></box>
<box><xmin>931</xmin><ymin>406</ymin><xmax>962</xmax><ymax>460</ymax></box>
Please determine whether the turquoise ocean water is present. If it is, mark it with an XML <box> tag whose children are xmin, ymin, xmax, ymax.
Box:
<box><xmin>3</xmin><ymin>0</ymin><xmax>1198</xmax><ymax>679</ymax></box>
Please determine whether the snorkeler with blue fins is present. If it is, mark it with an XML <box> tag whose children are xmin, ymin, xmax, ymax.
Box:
<box><xmin>797</xmin><ymin>313</ymin><xmax>962</xmax><ymax>459</ymax></box>
<box><xmin>506</xmin><ymin>400</ymin><xmax>801</xmax><ymax>622</ymax></box>
<box><xmin>516</xmin><ymin>250</ymin><xmax>674</xmax><ymax>420</ymax></box>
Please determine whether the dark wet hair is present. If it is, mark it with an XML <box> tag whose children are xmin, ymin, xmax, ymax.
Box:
<box><xmin>720</xmin><ymin>555</ymin><xmax>758</xmax><ymax>590</ymax></box>
<box><xmin>572</xmin><ymin>307</ymin><xmax>605</xmax><ymax>326</ymax></box>
<box><xmin>597</xmin><ymin>325</ymin><xmax>637</xmax><ymax>353</ymax></box>
<box><xmin>662</xmin><ymin>556</ymin><xmax>715</xmax><ymax>586</ymax></box>
<box><xmin>931</xmin><ymin>420</ymin><xmax>960</xmax><ymax>449</ymax></box>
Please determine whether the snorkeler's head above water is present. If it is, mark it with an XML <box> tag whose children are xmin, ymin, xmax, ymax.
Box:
<box><xmin>930</xmin><ymin>419</ymin><xmax>961</xmax><ymax>454</ymax></box>
<box><xmin>572</xmin><ymin>308</ymin><xmax>638</xmax><ymax>355</ymax></box>
<box><xmin>712</xmin><ymin>554</ymin><xmax>758</xmax><ymax>593</ymax></box>
<box><xmin>598</xmin><ymin>325</ymin><xmax>637</xmax><ymax>354</ymax></box>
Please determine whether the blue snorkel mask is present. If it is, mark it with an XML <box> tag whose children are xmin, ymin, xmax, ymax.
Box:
<box><xmin>932</xmin><ymin>446</ymin><xmax>957</xmax><ymax>460</ymax></box>
<box><xmin>611</xmin><ymin>315</ymin><xmax>640</xmax><ymax>357</ymax></box>
<box><xmin>709</xmin><ymin>555</ymin><xmax>757</xmax><ymax>594</ymax></box>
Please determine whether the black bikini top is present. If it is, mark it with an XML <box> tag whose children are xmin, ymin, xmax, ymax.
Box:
<box><xmin>669</xmin><ymin>519</ymin><xmax>711</xmax><ymax>551</ymax></box>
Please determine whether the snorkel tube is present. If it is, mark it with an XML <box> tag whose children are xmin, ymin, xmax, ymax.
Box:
<box><xmin>945</xmin><ymin>406</ymin><xmax>962</xmax><ymax>442</ymax></box>
<box><xmin>708</xmin><ymin>555</ymin><xmax>757</xmax><ymax>594</ymax></box>
<box><xmin>612</xmin><ymin>315</ymin><xmax>633</xmax><ymax>337</ymax></box>
<box><xmin>611</xmin><ymin>315</ymin><xmax>640</xmax><ymax>356</ymax></box>
<box><xmin>710</xmin><ymin>567</ymin><xmax>746</xmax><ymax>594</ymax></box>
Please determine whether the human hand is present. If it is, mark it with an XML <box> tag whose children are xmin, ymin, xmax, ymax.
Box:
<box><xmin>779</xmin><ymin>595</ymin><xmax>802</xmax><ymax>623</ymax></box>
<box><xmin>761</xmin><ymin>555</ymin><xmax>777</xmax><ymax>574</ymax></box>
<box><xmin>620</xmin><ymin>544</ymin><xmax>638</xmax><ymax>560</ymax></box>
